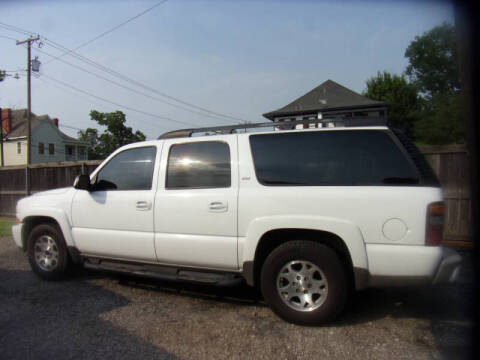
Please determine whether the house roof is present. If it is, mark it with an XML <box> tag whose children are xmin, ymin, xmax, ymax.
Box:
<box><xmin>263</xmin><ymin>79</ymin><xmax>386</xmax><ymax>120</ymax></box>
<box><xmin>3</xmin><ymin>109</ymin><xmax>85</xmax><ymax>144</ymax></box>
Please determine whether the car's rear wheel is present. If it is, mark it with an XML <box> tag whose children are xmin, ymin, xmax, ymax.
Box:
<box><xmin>27</xmin><ymin>223</ymin><xmax>69</xmax><ymax>280</ymax></box>
<box><xmin>260</xmin><ymin>240</ymin><xmax>348</xmax><ymax>325</ymax></box>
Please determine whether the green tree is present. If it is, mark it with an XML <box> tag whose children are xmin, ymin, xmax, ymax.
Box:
<box><xmin>364</xmin><ymin>71</ymin><xmax>419</xmax><ymax>137</ymax></box>
<box><xmin>405</xmin><ymin>22</ymin><xmax>460</xmax><ymax>98</ymax></box>
<box><xmin>404</xmin><ymin>22</ymin><xmax>464</xmax><ymax>144</ymax></box>
<box><xmin>78</xmin><ymin>128</ymin><xmax>100</xmax><ymax>160</ymax></box>
<box><xmin>78</xmin><ymin>110</ymin><xmax>146</xmax><ymax>159</ymax></box>
<box><xmin>414</xmin><ymin>93</ymin><xmax>465</xmax><ymax>145</ymax></box>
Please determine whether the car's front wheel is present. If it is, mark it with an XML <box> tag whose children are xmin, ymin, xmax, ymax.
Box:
<box><xmin>260</xmin><ymin>240</ymin><xmax>348</xmax><ymax>325</ymax></box>
<box><xmin>27</xmin><ymin>223</ymin><xmax>69</xmax><ymax>280</ymax></box>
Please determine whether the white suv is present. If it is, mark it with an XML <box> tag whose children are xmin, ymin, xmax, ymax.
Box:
<box><xmin>12</xmin><ymin>119</ymin><xmax>461</xmax><ymax>325</ymax></box>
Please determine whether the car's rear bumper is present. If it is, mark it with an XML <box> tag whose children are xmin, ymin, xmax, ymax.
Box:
<box><xmin>12</xmin><ymin>223</ymin><xmax>23</xmax><ymax>249</ymax></box>
<box><xmin>432</xmin><ymin>247</ymin><xmax>461</xmax><ymax>284</ymax></box>
<box><xmin>365</xmin><ymin>244</ymin><xmax>461</xmax><ymax>287</ymax></box>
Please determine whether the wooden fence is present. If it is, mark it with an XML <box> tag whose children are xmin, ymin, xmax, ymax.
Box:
<box><xmin>419</xmin><ymin>144</ymin><xmax>471</xmax><ymax>247</ymax></box>
<box><xmin>0</xmin><ymin>146</ymin><xmax>472</xmax><ymax>246</ymax></box>
<box><xmin>0</xmin><ymin>160</ymin><xmax>102</xmax><ymax>216</ymax></box>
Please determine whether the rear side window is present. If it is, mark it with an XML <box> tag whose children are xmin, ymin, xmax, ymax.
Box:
<box><xmin>391</xmin><ymin>128</ymin><xmax>439</xmax><ymax>186</ymax></box>
<box><xmin>166</xmin><ymin>141</ymin><xmax>231</xmax><ymax>189</ymax></box>
<box><xmin>249</xmin><ymin>130</ymin><xmax>420</xmax><ymax>186</ymax></box>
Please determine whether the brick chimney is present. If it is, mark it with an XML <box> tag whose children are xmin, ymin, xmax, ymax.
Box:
<box><xmin>1</xmin><ymin>108</ymin><xmax>12</xmax><ymax>134</ymax></box>
<box><xmin>52</xmin><ymin>118</ymin><xmax>59</xmax><ymax>127</ymax></box>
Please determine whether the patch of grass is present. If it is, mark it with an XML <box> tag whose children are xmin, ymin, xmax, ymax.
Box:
<box><xmin>0</xmin><ymin>217</ymin><xmax>16</xmax><ymax>237</ymax></box>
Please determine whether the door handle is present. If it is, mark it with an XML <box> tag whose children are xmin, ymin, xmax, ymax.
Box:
<box><xmin>136</xmin><ymin>200</ymin><xmax>152</xmax><ymax>211</ymax></box>
<box><xmin>208</xmin><ymin>201</ymin><xmax>228</xmax><ymax>213</ymax></box>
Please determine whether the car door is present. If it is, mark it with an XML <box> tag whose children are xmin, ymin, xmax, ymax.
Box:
<box><xmin>71</xmin><ymin>144</ymin><xmax>160</xmax><ymax>261</ymax></box>
<box><xmin>154</xmin><ymin>136</ymin><xmax>238</xmax><ymax>269</ymax></box>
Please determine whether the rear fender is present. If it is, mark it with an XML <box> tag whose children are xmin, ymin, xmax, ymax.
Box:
<box><xmin>240</xmin><ymin>216</ymin><xmax>369</xmax><ymax>288</ymax></box>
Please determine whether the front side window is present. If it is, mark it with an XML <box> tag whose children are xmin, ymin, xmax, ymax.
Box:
<box><xmin>38</xmin><ymin>142</ymin><xmax>44</xmax><ymax>154</ymax></box>
<box><xmin>48</xmin><ymin>143</ymin><xmax>54</xmax><ymax>155</ymax></box>
<box><xmin>17</xmin><ymin>142</ymin><xmax>21</xmax><ymax>154</ymax></box>
<box><xmin>95</xmin><ymin>146</ymin><xmax>157</xmax><ymax>191</ymax></box>
<box><xmin>166</xmin><ymin>141</ymin><xmax>231</xmax><ymax>189</ymax></box>
<box><xmin>249</xmin><ymin>130</ymin><xmax>419</xmax><ymax>186</ymax></box>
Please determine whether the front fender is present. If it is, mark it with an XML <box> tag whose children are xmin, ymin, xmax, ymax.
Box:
<box><xmin>21</xmin><ymin>207</ymin><xmax>75</xmax><ymax>248</ymax></box>
<box><xmin>240</xmin><ymin>216</ymin><xmax>369</xmax><ymax>287</ymax></box>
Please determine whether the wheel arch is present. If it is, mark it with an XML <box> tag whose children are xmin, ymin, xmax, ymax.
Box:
<box><xmin>242</xmin><ymin>226</ymin><xmax>369</xmax><ymax>290</ymax></box>
<box><xmin>22</xmin><ymin>216</ymin><xmax>59</xmax><ymax>249</ymax></box>
<box><xmin>21</xmin><ymin>210</ymin><xmax>75</xmax><ymax>250</ymax></box>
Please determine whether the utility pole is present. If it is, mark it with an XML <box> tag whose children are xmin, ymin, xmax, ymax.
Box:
<box><xmin>16</xmin><ymin>36</ymin><xmax>39</xmax><ymax>195</ymax></box>
<box><xmin>16</xmin><ymin>36</ymin><xmax>39</xmax><ymax>166</ymax></box>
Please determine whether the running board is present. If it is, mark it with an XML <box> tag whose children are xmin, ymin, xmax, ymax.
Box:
<box><xmin>83</xmin><ymin>258</ymin><xmax>244</xmax><ymax>287</ymax></box>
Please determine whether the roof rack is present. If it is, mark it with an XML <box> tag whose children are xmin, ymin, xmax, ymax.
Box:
<box><xmin>158</xmin><ymin>116</ymin><xmax>388</xmax><ymax>139</ymax></box>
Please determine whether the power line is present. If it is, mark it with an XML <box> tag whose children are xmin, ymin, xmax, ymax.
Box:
<box><xmin>0</xmin><ymin>23</ymin><xmax>32</xmax><ymax>36</ymax></box>
<box><xmin>42</xmin><ymin>38</ymin><xmax>247</xmax><ymax>123</ymax></box>
<box><xmin>34</xmin><ymin>75</ymin><xmax>163</xmax><ymax>134</ymax></box>
<box><xmin>33</xmin><ymin>46</ymin><xmax>232</xmax><ymax>124</ymax></box>
<box><xmin>59</xmin><ymin>124</ymin><xmax>83</xmax><ymax>131</ymax></box>
<box><xmin>1</xmin><ymin>69</ymin><xmax>26</xmax><ymax>74</ymax></box>
<box><xmin>0</xmin><ymin>34</ymin><xmax>18</xmax><ymax>41</ymax></box>
<box><xmin>34</xmin><ymin>73</ymin><xmax>121</xmax><ymax>114</ymax></box>
<box><xmin>44</xmin><ymin>0</ymin><xmax>169</xmax><ymax>65</ymax></box>
<box><xmin>1</xmin><ymin>21</ymin><xmax>249</xmax><ymax>124</ymax></box>
<box><xmin>37</xmin><ymin>73</ymin><xmax>198</xmax><ymax>128</ymax></box>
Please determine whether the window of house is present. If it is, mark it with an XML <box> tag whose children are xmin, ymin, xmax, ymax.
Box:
<box><xmin>48</xmin><ymin>144</ymin><xmax>54</xmax><ymax>155</ymax></box>
<box><xmin>353</xmin><ymin>111</ymin><xmax>368</xmax><ymax>117</ymax></box>
<box><xmin>38</xmin><ymin>143</ymin><xmax>44</xmax><ymax>154</ymax></box>
<box><xmin>17</xmin><ymin>142</ymin><xmax>21</xmax><ymax>154</ymax></box>
<box><xmin>65</xmin><ymin>145</ymin><xmax>74</xmax><ymax>156</ymax></box>
<box><xmin>249</xmin><ymin>130</ymin><xmax>419</xmax><ymax>186</ymax></box>
<box><xmin>95</xmin><ymin>146</ymin><xmax>157</xmax><ymax>191</ymax></box>
<box><xmin>166</xmin><ymin>141</ymin><xmax>231</xmax><ymax>189</ymax></box>
<box><xmin>78</xmin><ymin>146</ymin><xmax>86</xmax><ymax>159</ymax></box>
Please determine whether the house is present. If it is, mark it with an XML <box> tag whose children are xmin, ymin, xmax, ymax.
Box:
<box><xmin>1</xmin><ymin>108</ymin><xmax>88</xmax><ymax>166</ymax></box>
<box><xmin>263</xmin><ymin>79</ymin><xmax>387</xmax><ymax>126</ymax></box>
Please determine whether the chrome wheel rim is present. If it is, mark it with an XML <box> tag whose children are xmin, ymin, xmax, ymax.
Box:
<box><xmin>34</xmin><ymin>235</ymin><xmax>59</xmax><ymax>271</ymax></box>
<box><xmin>276</xmin><ymin>260</ymin><xmax>328</xmax><ymax>312</ymax></box>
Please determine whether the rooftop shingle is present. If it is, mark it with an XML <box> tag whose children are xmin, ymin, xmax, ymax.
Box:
<box><xmin>3</xmin><ymin>109</ymin><xmax>84</xmax><ymax>143</ymax></box>
<box><xmin>263</xmin><ymin>79</ymin><xmax>385</xmax><ymax>120</ymax></box>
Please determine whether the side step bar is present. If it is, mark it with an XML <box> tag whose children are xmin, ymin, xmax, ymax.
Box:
<box><xmin>83</xmin><ymin>258</ymin><xmax>244</xmax><ymax>287</ymax></box>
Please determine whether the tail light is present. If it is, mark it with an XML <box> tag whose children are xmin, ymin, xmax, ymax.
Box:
<box><xmin>426</xmin><ymin>202</ymin><xmax>444</xmax><ymax>246</ymax></box>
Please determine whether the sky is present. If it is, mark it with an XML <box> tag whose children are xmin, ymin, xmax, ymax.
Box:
<box><xmin>0</xmin><ymin>0</ymin><xmax>455</xmax><ymax>139</ymax></box>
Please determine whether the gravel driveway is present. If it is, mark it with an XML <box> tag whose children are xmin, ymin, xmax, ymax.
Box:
<box><xmin>0</xmin><ymin>236</ymin><xmax>474</xmax><ymax>360</ymax></box>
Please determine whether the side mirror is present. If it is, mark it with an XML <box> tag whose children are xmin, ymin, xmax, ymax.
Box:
<box><xmin>74</xmin><ymin>174</ymin><xmax>91</xmax><ymax>191</ymax></box>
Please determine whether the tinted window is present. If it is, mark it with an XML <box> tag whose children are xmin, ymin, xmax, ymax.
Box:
<box><xmin>249</xmin><ymin>130</ymin><xmax>419</xmax><ymax>186</ymax></box>
<box><xmin>96</xmin><ymin>146</ymin><xmax>157</xmax><ymax>190</ymax></box>
<box><xmin>166</xmin><ymin>141</ymin><xmax>230</xmax><ymax>189</ymax></box>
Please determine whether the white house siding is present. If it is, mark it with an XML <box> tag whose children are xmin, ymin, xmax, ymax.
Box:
<box><xmin>1</xmin><ymin>139</ymin><xmax>27</xmax><ymax>166</ymax></box>
<box><xmin>1</xmin><ymin>121</ymin><xmax>87</xmax><ymax>166</ymax></box>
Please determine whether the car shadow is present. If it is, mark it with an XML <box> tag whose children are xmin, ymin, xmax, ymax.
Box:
<box><xmin>94</xmin><ymin>252</ymin><xmax>474</xmax><ymax>359</ymax></box>
<box><xmin>0</xmin><ymin>268</ymin><xmax>181</xmax><ymax>360</ymax></box>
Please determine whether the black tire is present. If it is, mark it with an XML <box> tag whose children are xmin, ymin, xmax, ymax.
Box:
<box><xmin>27</xmin><ymin>223</ymin><xmax>70</xmax><ymax>280</ymax></box>
<box><xmin>260</xmin><ymin>240</ymin><xmax>348</xmax><ymax>325</ymax></box>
